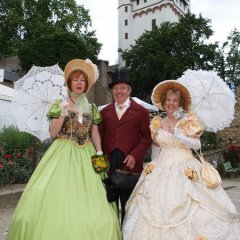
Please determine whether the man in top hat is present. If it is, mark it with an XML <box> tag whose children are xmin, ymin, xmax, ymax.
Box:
<box><xmin>99</xmin><ymin>71</ymin><xmax>152</xmax><ymax>222</ymax></box>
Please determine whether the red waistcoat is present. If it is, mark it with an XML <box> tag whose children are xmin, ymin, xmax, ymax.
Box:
<box><xmin>99</xmin><ymin>99</ymin><xmax>152</xmax><ymax>173</ymax></box>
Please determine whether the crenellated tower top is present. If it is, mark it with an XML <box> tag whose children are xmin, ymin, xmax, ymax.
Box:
<box><xmin>118</xmin><ymin>0</ymin><xmax>190</xmax><ymax>67</ymax></box>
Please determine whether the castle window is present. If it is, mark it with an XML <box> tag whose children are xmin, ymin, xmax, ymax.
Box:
<box><xmin>144</xmin><ymin>0</ymin><xmax>147</xmax><ymax>2</ymax></box>
<box><xmin>152</xmin><ymin>19</ymin><xmax>156</xmax><ymax>30</ymax></box>
<box><xmin>125</xmin><ymin>19</ymin><xmax>128</xmax><ymax>26</ymax></box>
<box><xmin>125</xmin><ymin>33</ymin><xmax>128</xmax><ymax>39</ymax></box>
<box><xmin>125</xmin><ymin>6</ymin><xmax>128</xmax><ymax>12</ymax></box>
<box><xmin>137</xmin><ymin>0</ymin><xmax>139</xmax><ymax>5</ymax></box>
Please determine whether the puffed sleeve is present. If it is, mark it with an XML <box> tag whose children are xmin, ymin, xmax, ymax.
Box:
<box><xmin>92</xmin><ymin>103</ymin><xmax>102</xmax><ymax>125</ymax></box>
<box><xmin>46</xmin><ymin>99</ymin><xmax>61</xmax><ymax>120</ymax></box>
<box><xmin>150</xmin><ymin>116</ymin><xmax>162</xmax><ymax>141</ymax></box>
<box><xmin>177</xmin><ymin>112</ymin><xmax>205</xmax><ymax>138</ymax></box>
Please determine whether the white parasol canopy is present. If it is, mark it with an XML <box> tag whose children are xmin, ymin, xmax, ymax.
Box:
<box><xmin>11</xmin><ymin>64</ymin><xmax>67</xmax><ymax>141</ymax></box>
<box><xmin>177</xmin><ymin>69</ymin><xmax>236</xmax><ymax>132</ymax></box>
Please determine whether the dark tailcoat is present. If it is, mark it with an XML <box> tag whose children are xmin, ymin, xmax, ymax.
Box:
<box><xmin>99</xmin><ymin>99</ymin><xmax>152</xmax><ymax>173</ymax></box>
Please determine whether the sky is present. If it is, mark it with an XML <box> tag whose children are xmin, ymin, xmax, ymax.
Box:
<box><xmin>77</xmin><ymin>0</ymin><xmax>240</xmax><ymax>65</ymax></box>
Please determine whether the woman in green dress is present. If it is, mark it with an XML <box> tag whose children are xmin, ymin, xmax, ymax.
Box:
<box><xmin>7</xmin><ymin>59</ymin><xmax>121</xmax><ymax>240</ymax></box>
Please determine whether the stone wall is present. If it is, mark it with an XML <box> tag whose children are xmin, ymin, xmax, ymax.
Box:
<box><xmin>216</xmin><ymin>86</ymin><xmax>240</xmax><ymax>148</ymax></box>
<box><xmin>0</xmin><ymin>56</ymin><xmax>22</xmax><ymax>74</ymax></box>
<box><xmin>87</xmin><ymin>60</ymin><xmax>116</xmax><ymax>106</ymax></box>
<box><xmin>203</xmin><ymin>149</ymin><xmax>225</xmax><ymax>164</ymax></box>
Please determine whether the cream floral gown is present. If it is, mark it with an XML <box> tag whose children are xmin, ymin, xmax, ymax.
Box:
<box><xmin>122</xmin><ymin>114</ymin><xmax>240</xmax><ymax>240</ymax></box>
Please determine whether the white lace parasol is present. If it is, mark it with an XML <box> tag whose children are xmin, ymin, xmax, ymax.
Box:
<box><xmin>177</xmin><ymin>69</ymin><xmax>236</xmax><ymax>132</ymax></box>
<box><xmin>11</xmin><ymin>64</ymin><xmax>67</xmax><ymax>141</ymax></box>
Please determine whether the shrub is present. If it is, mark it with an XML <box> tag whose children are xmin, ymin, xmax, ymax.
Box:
<box><xmin>0</xmin><ymin>126</ymin><xmax>52</xmax><ymax>185</ymax></box>
<box><xmin>201</xmin><ymin>131</ymin><xmax>217</xmax><ymax>151</ymax></box>
<box><xmin>223</xmin><ymin>145</ymin><xmax>240</xmax><ymax>168</ymax></box>
<box><xmin>0</xmin><ymin>149</ymin><xmax>33</xmax><ymax>185</ymax></box>
<box><xmin>0</xmin><ymin>126</ymin><xmax>32</xmax><ymax>153</ymax></box>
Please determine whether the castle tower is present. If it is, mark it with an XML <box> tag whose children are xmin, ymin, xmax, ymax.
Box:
<box><xmin>118</xmin><ymin>0</ymin><xmax>190</xmax><ymax>67</ymax></box>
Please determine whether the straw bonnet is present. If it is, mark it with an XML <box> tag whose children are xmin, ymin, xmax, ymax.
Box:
<box><xmin>151</xmin><ymin>80</ymin><xmax>191</xmax><ymax>111</ymax></box>
<box><xmin>64</xmin><ymin>59</ymin><xmax>99</xmax><ymax>93</ymax></box>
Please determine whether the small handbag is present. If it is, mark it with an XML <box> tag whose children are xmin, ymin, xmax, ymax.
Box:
<box><xmin>195</xmin><ymin>150</ymin><xmax>222</xmax><ymax>189</ymax></box>
<box><xmin>110</xmin><ymin>169</ymin><xmax>140</xmax><ymax>190</ymax></box>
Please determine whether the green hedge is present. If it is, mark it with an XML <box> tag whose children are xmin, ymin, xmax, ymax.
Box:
<box><xmin>0</xmin><ymin>126</ymin><xmax>32</xmax><ymax>153</ymax></box>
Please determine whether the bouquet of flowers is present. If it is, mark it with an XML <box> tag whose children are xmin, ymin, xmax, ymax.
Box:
<box><xmin>91</xmin><ymin>154</ymin><xmax>109</xmax><ymax>173</ymax></box>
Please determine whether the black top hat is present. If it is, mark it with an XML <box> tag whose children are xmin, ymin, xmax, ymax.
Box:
<box><xmin>108</xmin><ymin>71</ymin><xmax>133</xmax><ymax>89</ymax></box>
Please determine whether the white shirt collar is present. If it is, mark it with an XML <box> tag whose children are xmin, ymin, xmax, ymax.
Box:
<box><xmin>115</xmin><ymin>97</ymin><xmax>131</xmax><ymax>109</ymax></box>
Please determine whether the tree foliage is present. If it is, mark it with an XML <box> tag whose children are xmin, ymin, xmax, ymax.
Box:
<box><xmin>214</xmin><ymin>29</ymin><xmax>240</xmax><ymax>86</ymax></box>
<box><xmin>120</xmin><ymin>13</ymin><xmax>218</xmax><ymax>98</ymax></box>
<box><xmin>172</xmin><ymin>13</ymin><xmax>217</xmax><ymax>70</ymax></box>
<box><xmin>0</xmin><ymin>0</ymin><xmax>101</xmax><ymax>62</ymax></box>
<box><xmin>18</xmin><ymin>32</ymin><xmax>100</xmax><ymax>71</ymax></box>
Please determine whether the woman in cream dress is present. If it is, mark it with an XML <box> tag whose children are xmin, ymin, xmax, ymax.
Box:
<box><xmin>122</xmin><ymin>80</ymin><xmax>240</xmax><ymax>240</ymax></box>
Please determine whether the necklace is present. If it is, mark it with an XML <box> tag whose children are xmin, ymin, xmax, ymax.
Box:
<box><xmin>166</xmin><ymin>116</ymin><xmax>177</xmax><ymax>133</ymax></box>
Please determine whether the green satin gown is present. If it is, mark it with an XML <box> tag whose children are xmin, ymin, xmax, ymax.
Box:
<box><xmin>7</xmin><ymin>103</ymin><xmax>121</xmax><ymax>240</ymax></box>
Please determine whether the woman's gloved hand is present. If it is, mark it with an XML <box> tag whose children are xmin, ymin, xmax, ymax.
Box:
<box><xmin>96</xmin><ymin>151</ymin><xmax>103</xmax><ymax>156</ymax></box>
<box><xmin>60</xmin><ymin>100</ymin><xmax>69</xmax><ymax>117</ymax></box>
<box><xmin>174</xmin><ymin>127</ymin><xmax>201</xmax><ymax>150</ymax></box>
